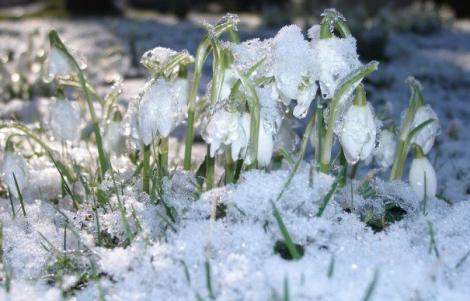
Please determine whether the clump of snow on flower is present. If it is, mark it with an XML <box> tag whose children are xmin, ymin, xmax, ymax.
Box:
<box><xmin>309</xmin><ymin>25</ymin><xmax>362</xmax><ymax>99</ymax></box>
<box><xmin>272</xmin><ymin>25</ymin><xmax>317</xmax><ymax>118</ymax></box>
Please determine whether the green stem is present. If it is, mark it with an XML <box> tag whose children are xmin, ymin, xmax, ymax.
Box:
<box><xmin>205</xmin><ymin>148</ymin><xmax>215</xmax><ymax>190</ymax></box>
<box><xmin>320</xmin><ymin>62</ymin><xmax>379</xmax><ymax>173</ymax></box>
<box><xmin>142</xmin><ymin>144</ymin><xmax>151</xmax><ymax>194</ymax></box>
<box><xmin>159</xmin><ymin>137</ymin><xmax>169</xmax><ymax>177</ymax></box>
<box><xmin>224</xmin><ymin>150</ymin><xmax>235</xmax><ymax>184</ymax></box>
<box><xmin>389</xmin><ymin>79</ymin><xmax>425</xmax><ymax>181</ymax></box>
<box><xmin>183</xmin><ymin>19</ymin><xmax>238</xmax><ymax>170</ymax></box>
<box><xmin>314</xmin><ymin>103</ymin><xmax>324</xmax><ymax>167</ymax></box>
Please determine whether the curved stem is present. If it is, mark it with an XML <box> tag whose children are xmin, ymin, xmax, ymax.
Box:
<box><xmin>142</xmin><ymin>144</ymin><xmax>150</xmax><ymax>194</ymax></box>
<box><xmin>48</xmin><ymin>30</ymin><xmax>109</xmax><ymax>178</ymax></box>
<box><xmin>320</xmin><ymin>62</ymin><xmax>379</xmax><ymax>173</ymax></box>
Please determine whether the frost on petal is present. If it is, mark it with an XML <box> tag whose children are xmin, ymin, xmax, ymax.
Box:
<box><xmin>48</xmin><ymin>99</ymin><xmax>81</xmax><ymax>141</ymax></box>
<box><xmin>257</xmin><ymin>85</ymin><xmax>282</xmax><ymax>134</ymax></box>
<box><xmin>409</xmin><ymin>157</ymin><xmax>437</xmax><ymax>200</ymax></box>
<box><xmin>374</xmin><ymin>129</ymin><xmax>397</xmax><ymax>169</ymax></box>
<box><xmin>410</xmin><ymin>105</ymin><xmax>440</xmax><ymax>154</ymax></box>
<box><xmin>339</xmin><ymin>104</ymin><xmax>377</xmax><ymax>164</ymax></box>
<box><xmin>123</xmin><ymin>97</ymin><xmax>143</xmax><ymax>150</ymax></box>
<box><xmin>104</xmin><ymin>121</ymin><xmax>126</xmax><ymax>155</ymax></box>
<box><xmin>294</xmin><ymin>82</ymin><xmax>318</xmax><ymax>118</ymax></box>
<box><xmin>202</xmin><ymin>109</ymin><xmax>246</xmax><ymax>158</ymax></box>
<box><xmin>272</xmin><ymin>25</ymin><xmax>317</xmax><ymax>111</ymax></box>
<box><xmin>219</xmin><ymin>68</ymin><xmax>239</xmax><ymax>101</ymax></box>
<box><xmin>257</xmin><ymin>120</ymin><xmax>274</xmax><ymax>167</ymax></box>
<box><xmin>1</xmin><ymin>152</ymin><xmax>29</xmax><ymax>197</ymax></box>
<box><xmin>310</xmin><ymin>33</ymin><xmax>362</xmax><ymax>99</ymax></box>
<box><xmin>138</xmin><ymin>78</ymin><xmax>189</xmax><ymax>144</ymax></box>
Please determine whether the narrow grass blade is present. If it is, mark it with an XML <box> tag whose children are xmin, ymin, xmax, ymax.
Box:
<box><xmin>271</xmin><ymin>201</ymin><xmax>301</xmax><ymax>260</ymax></box>
<box><xmin>12</xmin><ymin>172</ymin><xmax>26</xmax><ymax>217</ymax></box>
<box><xmin>361</xmin><ymin>270</ymin><xmax>379</xmax><ymax>301</ymax></box>
<box><xmin>316</xmin><ymin>180</ymin><xmax>339</xmax><ymax>217</ymax></box>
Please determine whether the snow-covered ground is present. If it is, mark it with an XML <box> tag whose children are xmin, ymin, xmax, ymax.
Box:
<box><xmin>0</xmin><ymin>15</ymin><xmax>470</xmax><ymax>300</ymax></box>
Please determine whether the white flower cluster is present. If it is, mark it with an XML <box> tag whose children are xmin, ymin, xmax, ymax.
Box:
<box><xmin>202</xmin><ymin>20</ymin><xmax>363</xmax><ymax>166</ymax></box>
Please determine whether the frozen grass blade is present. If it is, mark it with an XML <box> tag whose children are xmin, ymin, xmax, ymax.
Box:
<box><xmin>50</xmin><ymin>154</ymin><xmax>80</xmax><ymax>210</ymax></box>
<box><xmin>12</xmin><ymin>173</ymin><xmax>26</xmax><ymax>217</ymax></box>
<box><xmin>205</xmin><ymin>259</ymin><xmax>215</xmax><ymax>299</ymax></box>
<box><xmin>316</xmin><ymin>179</ymin><xmax>339</xmax><ymax>217</ymax></box>
<box><xmin>455</xmin><ymin>250</ymin><xmax>470</xmax><ymax>269</ymax></box>
<box><xmin>427</xmin><ymin>221</ymin><xmax>440</xmax><ymax>258</ymax></box>
<box><xmin>271</xmin><ymin>201</ymin><xmax>301</xmax><ymax>260</ymax></box>
<box><xmin>327</xmin><ymin>255</ymin><xmax>335</xmax><ymax>278</ymax></box>
<box><xmin>361</xmin><ymin>270</ymin><xmax>379</xmax><ymax>301</ymax></box>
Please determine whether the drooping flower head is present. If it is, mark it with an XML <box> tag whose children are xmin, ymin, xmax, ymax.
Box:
<box><xmin>47</xmin><ymin>97</ymin><xmax>81</xmax><ymax>142</ymax></box>
<box><xmin>338</xmin><ymin>85</ymin><xmax>377</xmax><ymax>164</ymax></box>
<box><xmin>308</xmin><ymin>24</ymin><xmax>362</xmax><ymax>100</ymax></box>
<box><xmin>1</xmin><ymin>141</ymin><xmax>29</xmax><ymax>198</ymax></box>
<box><xmin>272</xmin><ymin>25</ymin><xmax>318</xmax><ymax>118</ymax></box>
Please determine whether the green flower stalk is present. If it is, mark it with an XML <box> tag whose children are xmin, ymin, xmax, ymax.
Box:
<box><xmin>390</xmin><ymin>78</ymin><xmax>425</xmax><ymax>180</ymax></box>
<box><xmin>183</xmin><ymin>14</ymin><xmax>240</xmax><ymax>170</ymax></box>
<box><xmin>47</xmin><ymin>30</ymin><xmax>109</xmax><ymax>178</ymax></box>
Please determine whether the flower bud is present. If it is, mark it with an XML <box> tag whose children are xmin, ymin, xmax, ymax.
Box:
<box><xmin>410</xmin><ymin>105</ymin><xmax>439</xmax><ymax>154</ymax></box>
<box><xmin>409</xmin><ymin>146</ymin><xmax>437</xmax><ymax>200</ymax></box>
<box><xmin>338</xmin><ymin>86</ymin><xmax>376</xmax><ymax>164</ymax></box>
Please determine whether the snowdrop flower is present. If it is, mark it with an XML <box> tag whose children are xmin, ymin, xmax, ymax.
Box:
<box><xmin>374</xmin><ymin>129</ymin><xmax>397</xmax><ymax>169</ymax></box>
<box><xmin>202</xmin><ymin>109</ymin><xmax>248</xmax><ymax>160</ymax></box>
<box><xmin>338</xmin><ymin>86</ymin><xmax>376</xmax><ymax>164</ymax></box>
<box><xmin>409</xmin><ymin>105</ymin><xmax>440</xmax><ymax>154</ymax></box>
<box><xmin>409</xmin><ymin>145</ymin><xmax>437</xmax><ymax>200</ymax></box>
<box><xmin>48</xmin><ymin>97</ymin><xmax>81</xmax><ymax>142</ymax></box>
<box><xmin>308</xmin><ymin>25</ymin><xmax>362</xmax><ymax>99</ymax></box>
<box><xmin>137</xmin><ymin>77</ymin><xmax>189</xmax><ymax>145</ymax></box>
<box><xmin>272</xmin><ymin>25</ymin><xmax>317</xmax><ymax>118</ymax></box>
<box><xmin>219</xmin><ymin>68</ymin><xmax>239</xmax><ymax>101</ymax></box>
<box><xmin>103</xmin><ymin>112</ymin><xmax>126</xmax><ymax>155</ymax></box>
<box><xmin>122</xmin><ymin>97</ymin><xmax>143</xmax><ymax>150</ymax></box>
<box><xmin>1</xmin><ymin>142</ymin><xmax>29</xmax><ymax>197</ymax></box>
<box><xmin>45</xmin><ymin>41</ymin><xmax>86</xmax><ymax>82</ymax></box>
